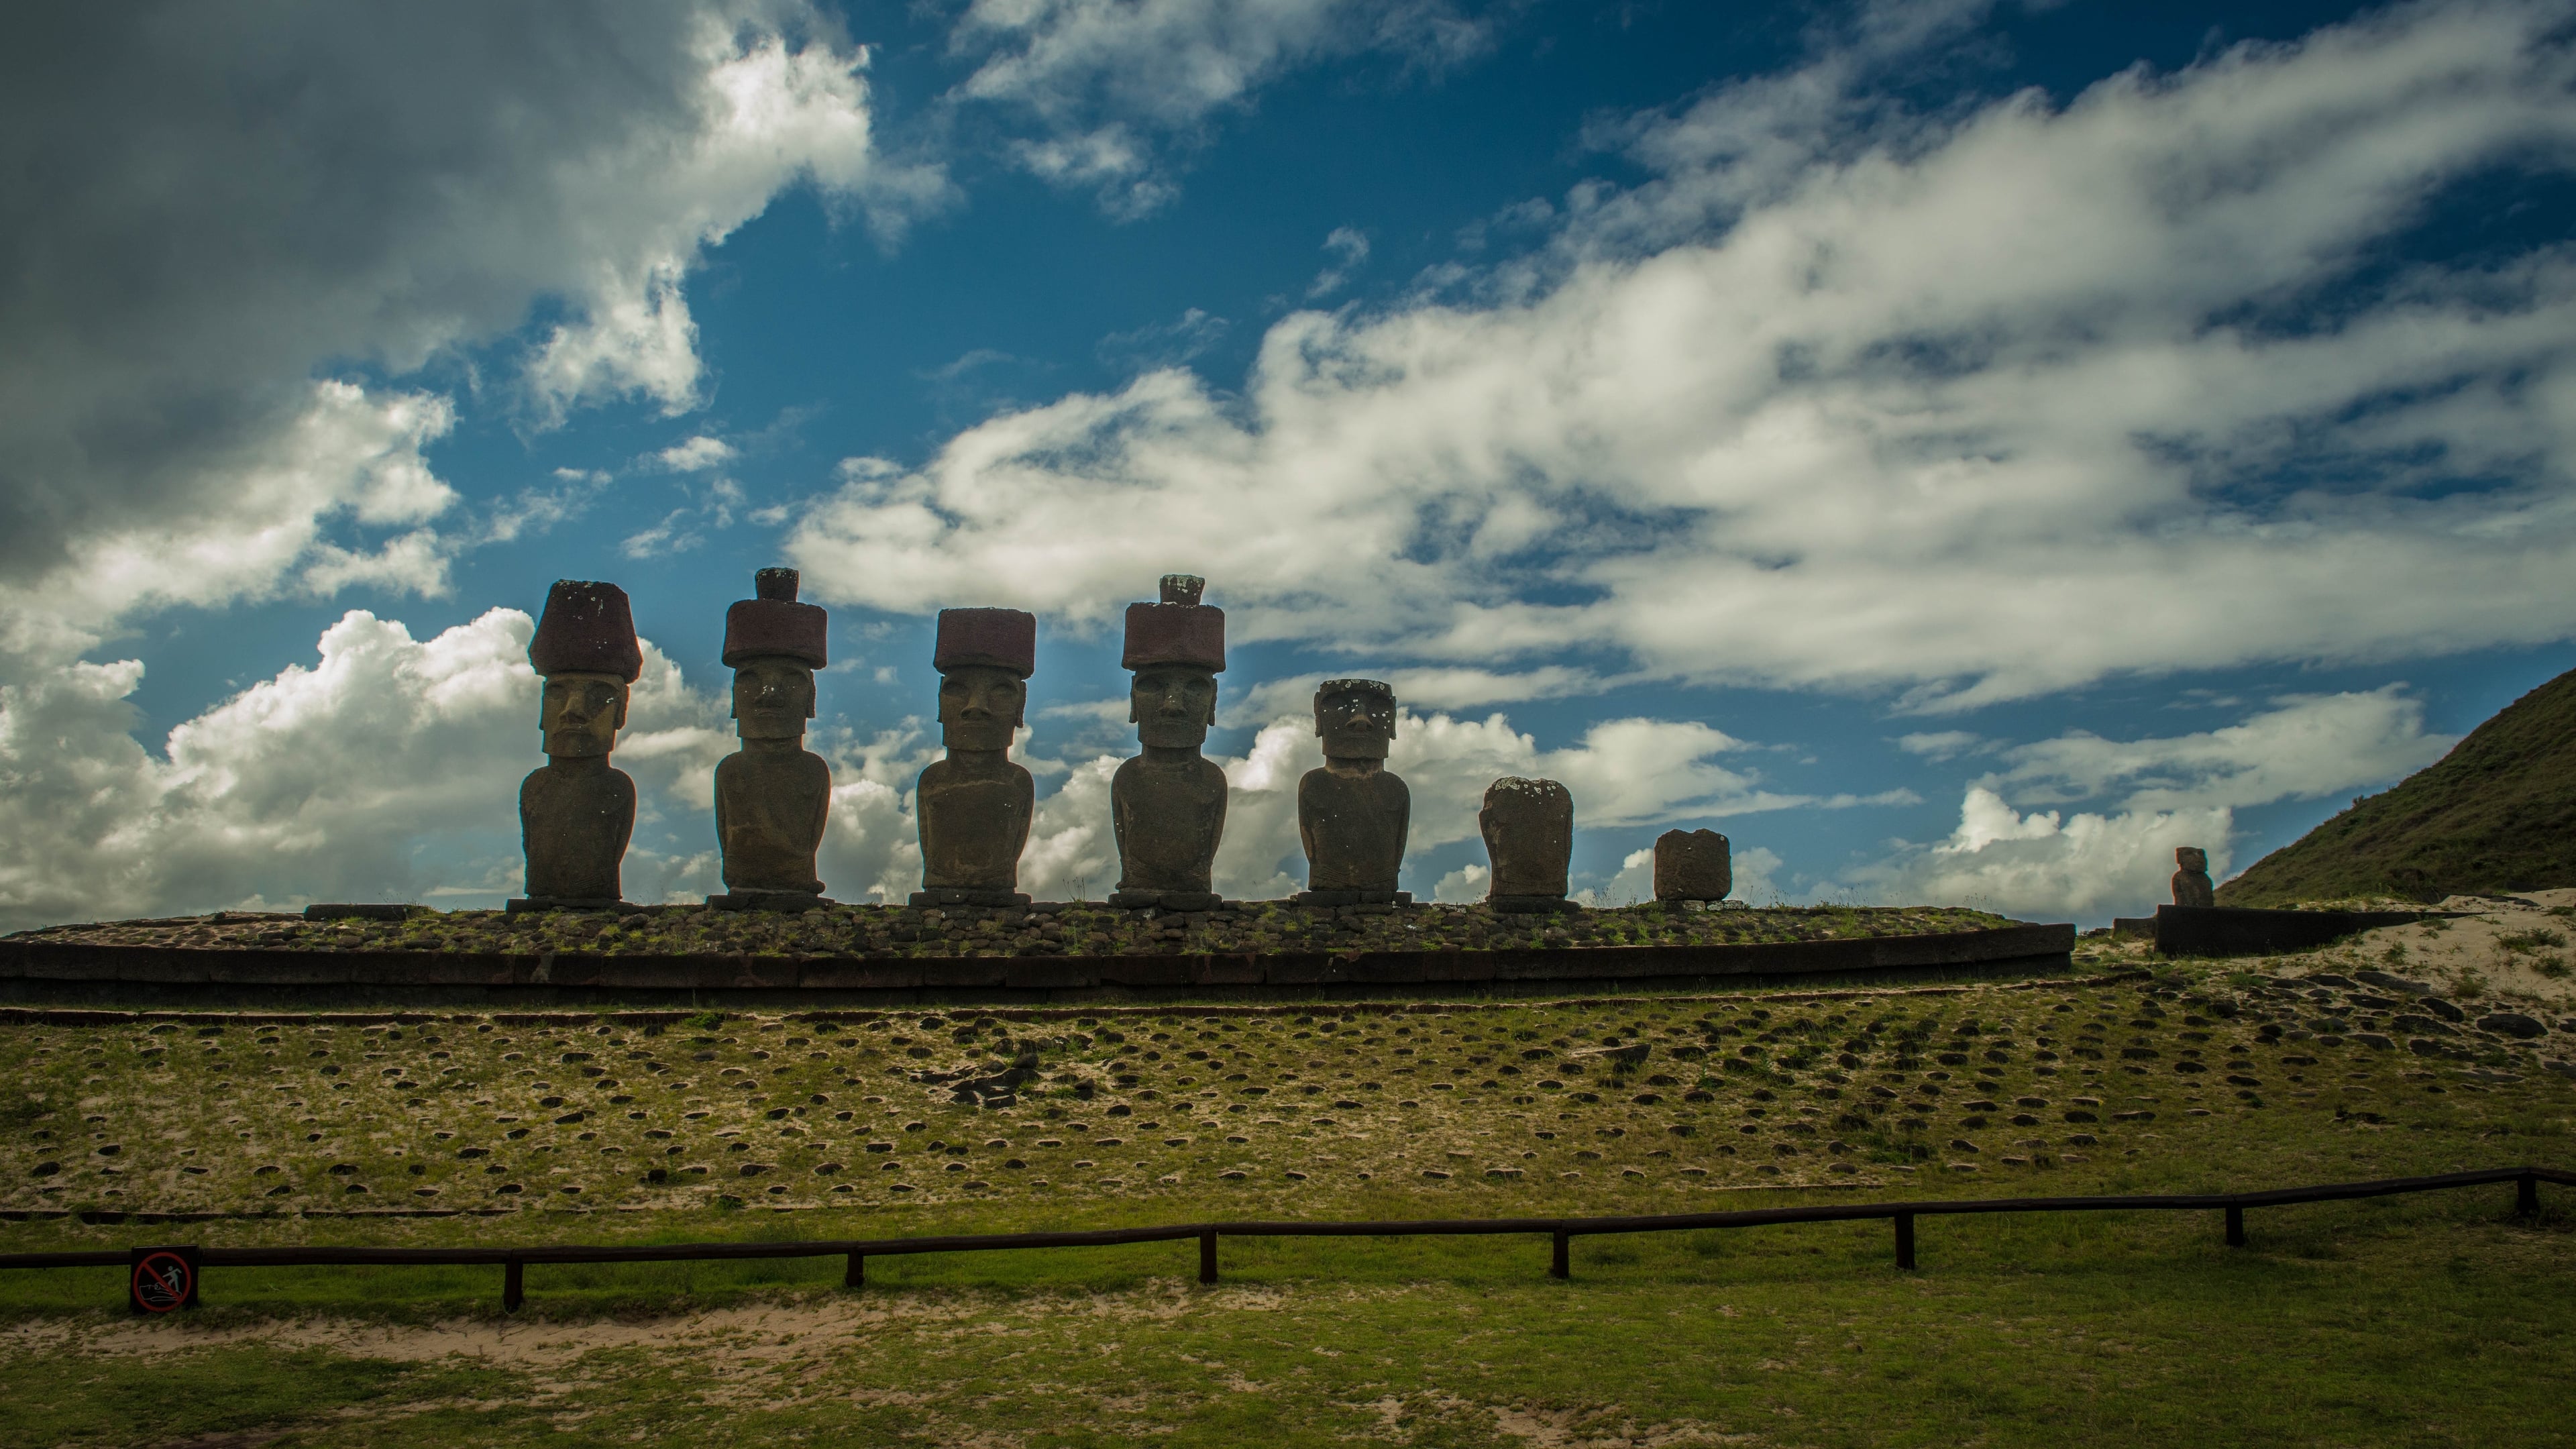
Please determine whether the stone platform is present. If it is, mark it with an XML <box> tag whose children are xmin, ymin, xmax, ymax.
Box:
<box><xmin>0</xmin><ymin>922</ymin><xmax>2075</xmax><ymax>1006</ymax></box>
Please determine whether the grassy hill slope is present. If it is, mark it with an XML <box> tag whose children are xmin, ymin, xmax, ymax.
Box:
<box><xmin>2220</xmin><ymin>665</ymin><xmax>2576</xmax><ymax>905</ymax></box>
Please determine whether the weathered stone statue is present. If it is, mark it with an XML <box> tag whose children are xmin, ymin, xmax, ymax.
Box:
<box><xmin>1654</xmin><ymin>828</ymin><xmax>1731</xmax><ymax>903</ymax></box>
<box><xmin>914</xmin><ymin>607</ymin><xmax>1036</xmax><ymax>908</ymax></box>
<box><xmin>2172</xmin><ymin>846</ymin><xmax>2216</xmax><ymax>908</ymax></box>
<box><xmin>1482</xmin><ymin>777</ymin><xmax>1574</xmax><ymax>912</ymax></box>
<box><xmin>1110</xmin><ymin>576</ymin><xmax>1228</xmax><ymax>912</ymax></box>
<box><xmin>710</xmin><ymin>568</ymin><xmax>832</xmax><ymax>911</ymax></box>
<box><xmin>1296</xmin><ymin>679</ymin><xmax>1411</xmax><ymax>905</ymax></box>
<box><xmin>511</xmin><ymin>580</ymin><xmax>642</xmax><ymax>913</ymax></box>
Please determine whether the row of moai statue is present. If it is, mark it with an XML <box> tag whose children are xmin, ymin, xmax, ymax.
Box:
<box><xmin>513</xmin><ymin>572</ymin><xmax>1736</xmax><ymax>912</ymax></box>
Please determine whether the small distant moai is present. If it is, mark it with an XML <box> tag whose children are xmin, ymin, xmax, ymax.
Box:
<box><xmin>914</xmin><ymin>607</ymin><xmax>1036</xmax><ymax>908</ymax></box>
<box><xmin>1481</xmin><ymin>777</ymin><xmax>1574</xmax><ymax>913</ymax></box>
<box><xmin>1110</xmin><ymin>575</ymin><xmax>1228</xmax><ymax>912</ymax></box>
<box><xmin>513</xmin><ymin>580</ymin><xmax>643</xmax><ymax>913</ymax></box>
<box><xmin>1654</xmin><ymin>828</ymin><xmax>1731</xmax><ymax>905</ymax></box>
<box><xmin>710</xmin><ymin>568</ymin><xmax>833</xmax><ymax>911</ymax></box>
<box><xmin>1295</xmin><ymin>679</ymin><xmax>1411</xmax><ymax>905</ymax></box>
<box><xmin>2171</xmin><ymin>846</ymin><xmax>2215</xmax><ymax>908</ymax></box>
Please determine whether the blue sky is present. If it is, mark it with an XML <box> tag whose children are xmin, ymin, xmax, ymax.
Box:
<box><xmin>5</xmin><ymin>0</ymin><xmax>2573</xmax><ymax>928</ymax></box>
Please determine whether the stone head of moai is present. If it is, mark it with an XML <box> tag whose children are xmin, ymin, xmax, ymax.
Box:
<box><xmin>2171</xmin><ymin>845</ymin><xmax>2216</xmax><ymax>908</ymax></box>
<box><xmin>1295</xmin><ymin>678</ymin><xmax>1410</xmax><ymax>901</ymax></box>
<box><xmin>517</xmin><ymin>580</ymin><xmax>644</xmax><ymax>910</ymax></box>
<box><xmin>934</xmin><ymin>607</ymin><xmax>1034</xmax><ymax>754</ymax></box>
<box><xmin>724</xmin><ymin>567</ymin><xmax>826</xmax><ymax>741</ymax></box>
<box><xmin>529</xmin><ymin>580</ymin><xmax>642</xmax><ymax>759</ymax></box>
<box><xmin>710</xmin><ymin>568</ymin><xmax>834</xmax><ymax>908</ymax></box>
<box><xmin>1110</xmin><ymin>575</ymin><xmax>1230</xmax><ymax>909</ymax></box>
<box><xmin>1315</xmin><ymin>678</ymin><xmax>1397</xmax><ymax>763</ymax></box>
<box><xmin>915</xmin><ymin>606</ymin><xmax>1038</xmax><ymax>904</ymax></box>
<box><xmin>1126</xmin><ymin>574</ymin><xmax>1224</xmax><ymax>751</ymax></box>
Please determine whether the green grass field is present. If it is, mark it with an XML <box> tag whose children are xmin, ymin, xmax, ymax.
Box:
<box><xmin>5</xmin><ymin>938</ymin><xmax>2573</xmax><ymax>1446</ymax></box>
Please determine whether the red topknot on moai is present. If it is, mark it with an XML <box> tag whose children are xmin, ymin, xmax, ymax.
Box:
<box><xmin>514</xmin><ymin>580</ymin><xmax>643</xmax><ymax>912</ymax></box>
<box><xmin>1110</xmin><ymin>575</ymin><xmax>1228</xmax><ymax>911</ymax></box>
<box><xmin>710</xmin><ymin>568</ymin><xmax>834</xmax><ymax>911</ymax></box>
<box><xmin>915</xmin><ymin>607</ymin><xmax>1038</xmax><ymax>907</ymax></box>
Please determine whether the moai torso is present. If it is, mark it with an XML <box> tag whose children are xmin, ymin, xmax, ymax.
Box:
<box><xmin>521</xmin><ymin>759</ymin><xmax>635</xmax><ymax>902</ymax></box>
<box><xmin>1114</xmin><ymin>753</ymin><xmax>1228</xmax><ymax>894</ymax></box>
<box><xmin>1299</xmin><ymin>765</ymin><xmax>1410</xmax><ymax>892</ymax></box>
<box><xmin>1654</xmin><ymin>828</ymin><xmax>1732</xmax><ymax>902</ymax></box>
<box><xmin>1481</xmin><ymin>777</ymin><xmax>1572</xmax><ymax>899</ymax></box>
<box><xmin>919</xmin><ymin>753</ymin><xmax>1034</xmax><ymax>890</ymax></box>
<box><xmin>715</xmin><ymin>745</ymin><xmax>830</xmax><ymax>895</ymax></box>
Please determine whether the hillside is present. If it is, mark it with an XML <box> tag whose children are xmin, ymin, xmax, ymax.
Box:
<box><xmin>2220</xmin><ymin>665</ymin><xmax>2576</xmax><ymax>905</ymax></box>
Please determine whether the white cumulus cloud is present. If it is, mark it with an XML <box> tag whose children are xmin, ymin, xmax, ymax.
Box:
<box><xmin>0</xmin><ymin>2</ymin><xmax>916</xmax><ymax>661</ymax></box>
<box><xmin>1846</xmin><ymin>687</ymin><xmax>2455</xmax><ymax>922</ymax></box>
<box><xmin>0</xmin><ymin>609</ymin><xmax>732</xmax><ymax>930</ymax></box>
<box><xmin>793</xmin><ymin>0</ymin><xmax>2576</xmax><ymax>707</ymax></box>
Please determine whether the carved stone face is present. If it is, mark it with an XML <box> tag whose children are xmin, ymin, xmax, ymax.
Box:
<box><xmin>1316</xmin><ymin>687</ymin><xmax>1395</xmax><ymax>760</ymax></box>
<box><xmin>539</xmin><ymin>672</ymin><xmax>629</xmax><ymax>758</ymax></box>
<box><xmin>938</xmin><ymin>664</ymin><xmax>1026</xmax><ymax>753</ymax></box>
<box><xmin>731</xmin><ymin>655</ymin><xmax>816</xmax><ymax>741</ymax></box>
<box><xmin>1130</xmin><ymin>665</ymin><xmax>1218</xmax><ymax>750</ymax></box>
<box><xmin>2176</xmin><ymin>846</ymin><xmax>2209</xmax><ymax>873</ymax></box>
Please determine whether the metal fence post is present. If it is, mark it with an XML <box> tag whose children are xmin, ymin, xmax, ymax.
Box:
<box><xmin>1894</xmin><ymin>1213</ymin><xmax>1916</xmax><ymax>1271</ymax></box>
<box><xmin>2225</xmin><ymin>1205</ymin><xmax>2246</xmax><ymax>1247</ymax></box>
<box><xmin>1550</xmin><ymin>1230</ymin><xmax>1570</xmax><ymax>1280</ymax></box>
<box><xmin>2518</xmin><ymin>1171</ymin><xmax>2540</xmax><ymax>1217</ymax></box>
<box><xmin>1198</xmin><ymin>1230</ymin><xmax>1218</xmax><ymax>1285</ymax></box>
<box><xmin>845</xmin><ymin>1252</ymin><xmax>864</xmax><ymax>1289</ymax></box>
<box><xmin>502</xmin><ymin>1257</ymin><xmax>524</xmax><ymax>1312</ymax></box>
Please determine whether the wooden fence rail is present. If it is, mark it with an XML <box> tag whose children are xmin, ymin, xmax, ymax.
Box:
<box><xmin>6</xmin><ymin>1165</ymin><xmax>2563</xmax><ymax>1312</ymax></box>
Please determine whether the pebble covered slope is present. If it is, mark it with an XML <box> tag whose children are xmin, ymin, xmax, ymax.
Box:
<box><xmin>8</xmin><ymin>903</ymin><xmax>2014</xmax><ymax>960</ymax></box>
<box><xmin>8</xmin><ymin>949</ymin><xmax>2575</xmax><ymax>1224</ymax></box>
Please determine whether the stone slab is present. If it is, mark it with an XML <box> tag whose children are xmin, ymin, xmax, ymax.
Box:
<box><xmin>0</xmin><ymin>922</ymin><xmax>2075</xmax><ymax>1000</ymax></box>
<box><xmin>2151</xmin><ymin>905</ymin><xmax>2440</xmax><ymax>958</ymax></box>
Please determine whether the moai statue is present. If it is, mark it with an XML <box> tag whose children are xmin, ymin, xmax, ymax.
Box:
<box><xmin>913</xmin><ymin>607</ymin><xmax>1036</xmax><ymax>908</ymax></box>
<box><xmin>1295</xmin><ymin>679</ymin><xmax>1411</xmax><ymax>905</ymax></box>
<box><xmin>511</xmin><ymin>580</ymin><xmax>643</xmax><ymax>914</ymax></box>
<box><xmin>710</xmin><ymin>568</ymin><xmax>833</xmax><ymax>911</ymax></box>
<box><xmin>1654</xmin><ymin>828</ymin><xmax>1731</xmax><ymax>906</ymax></box>
<box><xmin>2171</xmin><ymin>846</ymin><xmax>2216</xmax><ymax>908</ymax></box>
<box><xmin>1481</xmin><ymin>777</ymin><xmax>1574</xmax><ymax>914</ymax></box>
<box><xmin>1109</xmin><ymin>575</ymin><xmax>1228</xmax><ymax>912</ymax></box>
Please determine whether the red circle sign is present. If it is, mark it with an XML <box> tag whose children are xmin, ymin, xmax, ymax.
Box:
<box><xmin>131</xmin><ymin>1251</ymin><xmax>193</xmax><ymax>1313</ymax></box>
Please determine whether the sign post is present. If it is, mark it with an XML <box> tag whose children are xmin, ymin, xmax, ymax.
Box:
<box><xmin>129</xmin><ymin>1247</ymin><xmax>199</xmax><ymax>1313</ymax></box>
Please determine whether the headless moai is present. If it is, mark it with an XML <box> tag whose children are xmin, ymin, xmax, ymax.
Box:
<box><xmin>513</xmin><ymin>580</ymin><xmax>642</xmax><ymax>912</ymax></box>
<box><xmin>1110</xmin><ymin>575</ymin><xmax>1228</xmax><ymax>912</ymax></box>
<box><xmin>2171</xmin><ymin>846</ymin><xmax>2215</xmax><ymax>908</ymax></box>
<box><xmin>1296</xmin><ymin>679</ymin><xmax>1410</xmax><ymax>905</ymax></box>
<box><xmin>710</xmin><ymin>568</ymin><xmax>832</xmax><ymax>911</ymax></box>
<box><xmin>914</xmin><ymin>607</ymin><xmax>1036</xmax><ymax>908</ymax></box>
<box><xmin>1654</xmin><ymin>828</ymin><xmax>1731</xmax><ymax>904</ymax></box>
<box><xmin>1482</xmin><ymin>777</ymin><xmax>1574</xmax><ymax>913</ymax></box>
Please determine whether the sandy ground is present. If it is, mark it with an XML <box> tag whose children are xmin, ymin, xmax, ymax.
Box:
<box><xmin>2333</xmin><ymin>888</ymin><xmax>2576</xmax><ymax>1009</ymax></box>
<box><xmin>5</xmin><ymin>1287</ymin><xmax>1727</xmax><ymax>1448</ymax></box>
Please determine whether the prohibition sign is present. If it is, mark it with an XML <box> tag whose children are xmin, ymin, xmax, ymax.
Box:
<box><xmin>131</xmin><ymin>1250</ymin><xmax>193</xmax><ymax>1313</ymax></box>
